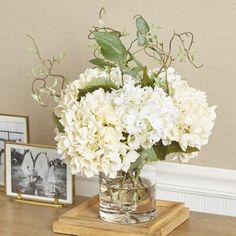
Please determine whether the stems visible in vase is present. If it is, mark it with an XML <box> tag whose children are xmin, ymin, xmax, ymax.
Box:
<box><xmin>101</xmin><ymin>169</ymin><xmax>148</xmax><ymax>203</ymax></box>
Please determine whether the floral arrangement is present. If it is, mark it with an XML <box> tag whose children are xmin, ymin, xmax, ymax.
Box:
<box><xmin>28</xmin><ymin>10</ymin><xmax>216</xmax><ymax>180</ymax></box>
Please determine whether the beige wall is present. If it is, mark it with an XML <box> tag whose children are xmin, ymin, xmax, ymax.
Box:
<box><xmin>0</xmin><ymin>0</ymin><xmax>235</xmax><ymax>170</ymax></box>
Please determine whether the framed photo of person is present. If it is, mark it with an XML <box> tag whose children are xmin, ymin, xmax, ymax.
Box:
<box><xmin>5</xmin><ymin>143</ymin><xmax>73</xmax><ymax>205</ymax></box>
<box><xmin>0</xmin><ymin>114</ymin><xmax>29</xmax><ymax>188</ymax></box>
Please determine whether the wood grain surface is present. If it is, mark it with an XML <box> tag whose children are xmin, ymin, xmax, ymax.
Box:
<box><xmin>0</xmin><ymin>192</ymin><xmax>236</xmax><ymax>236</ymax></box>
<box><xmin>53</xmin><ymin>195</ymin><xmax>190</xmax><ymax>236</ymax></box>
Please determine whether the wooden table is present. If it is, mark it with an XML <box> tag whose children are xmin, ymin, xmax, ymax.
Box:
<box><xmin>0</xmin><ymin>192</ymin><xmax>235</xmax><ymax>236</ymax></box>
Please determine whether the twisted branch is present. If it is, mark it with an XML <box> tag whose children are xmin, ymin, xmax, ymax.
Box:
<box><xmin>27</xmin><ymin>35</ymin><xmax>67</xmax><ymax>104</ymax></box>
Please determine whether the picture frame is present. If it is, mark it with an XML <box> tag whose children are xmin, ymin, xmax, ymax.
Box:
<box><xmin>5</xmin><ymin>142</ymin><xmax>73</xmax><ymax>205</ymax></box>
<box><xmin>0</xmin><ymin>114</ymin><xmax>29</xmax><ymax>189</ymax></box>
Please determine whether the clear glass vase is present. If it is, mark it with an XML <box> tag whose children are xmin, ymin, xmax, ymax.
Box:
<box><xmin>99</xmin><ymin>168</ymin><xmax>157</xmax><ymax>224</ymax></box>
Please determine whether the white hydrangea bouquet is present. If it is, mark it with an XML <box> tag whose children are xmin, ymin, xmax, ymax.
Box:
<box><xmin>53</xmin><ymin>65</ymin><xmax>216</xmax><ymax>178</ymax></box>
<box><xmin>29</xmin><ymin>10</ymin><xmax>216</xmax><ymax>223</ymax></box>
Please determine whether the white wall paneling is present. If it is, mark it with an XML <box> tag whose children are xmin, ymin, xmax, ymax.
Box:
<box><xmin>75</xmin><ymin>162</ymin><xmax>236</xmax><ymax>217</ymax></box>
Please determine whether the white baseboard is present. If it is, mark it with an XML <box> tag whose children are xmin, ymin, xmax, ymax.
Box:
<box><xmin>75</xmin><ymin>162</ymin><xmax>236</xmax><ymax>217</ymax></box>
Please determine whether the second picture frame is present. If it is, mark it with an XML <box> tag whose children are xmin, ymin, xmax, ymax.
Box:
<box><xmin>5</xmin><ymin>142</ymin><xmax>74</xmax><ymax>205</ymax></box>
<box><xmin>0</xmin><ymin>114</ymin><xmax>29</xmax><ymax>189</ymax></box>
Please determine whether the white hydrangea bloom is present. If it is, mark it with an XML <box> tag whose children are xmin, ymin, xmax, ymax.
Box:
<box><xmin>55</xmin><ymin>86</ymin><xmax>139</xmax><ymax>178</ymax></box>
<box><xmin>152</xmin><ymin>67</ymin><xmax>216</xmax><ymax>160</ymax></box>
<box><xmin>167</xmin><ymin>68</ymin><xmax>216</xmax><ymax>150</ymax></box>
<box><xmin>54</xmin><ymin>67</ymin><xmax>122</xmax><ymax>117</ymax></box>
<box><xmin>54</xmin><ymin>67</ymin><xmax>216</xmax><ymax>177</ymax></box>
<box><xmin>112</xmin><ymin>78</ymin><xmax>178</xmax><ymax>150</ymax></box>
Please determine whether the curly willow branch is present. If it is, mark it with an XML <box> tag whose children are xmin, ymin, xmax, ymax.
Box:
<box><xmin>27</xmin><ymin>34</ymin><xmax>67</xmax><ymax>96</ymax></box>
<box><xmin>156</xmin><ymin>31</ymin><xmax>202</xmax><ymax>76</ymax></box>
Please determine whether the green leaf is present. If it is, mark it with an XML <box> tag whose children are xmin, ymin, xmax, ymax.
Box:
<box><xmin>28</xmin><ymin>47</ymin><xmax>35</xmax><ymax>53</ymax></box>
<box><xmin>31</xmin><ymin>66</ymin><xmax>47</xmax><ymax>78</ymax></box>
<box><xmin>142</xmin><ymin>66</ymin><xmax>154</xmax><ymax>87</ymax></box>
<box><xmin>31</xmin><ymin>66</ymin><xmax>39</xmax><ymax>77</ymax></box>
<box><xmin>123</xmin><ymin>67</ymin><xmax>141</xmax><ymax>78</ymax></box>
<box><xmin>93</xmin><ymin>32</ymin><xmax>127</xmax><ymax>62</ymax></box>
<box><xmin>177</xmin><ymin>47</ymin><xmax>187</xmax><ymax>62</ymax></box>
<box><xmin>77</xmin><ymin>78</ymin><xmax>117</xmax><ymax>101</ymax></box>
<box><xmin>56</xmin><ymin>52</ymin><xmax>66</xmax><ymax>63</ymax></box>
<box><xmin>32</xmin><ymin>93</ymin><xmax>44</xmax><ymax>106</ymax></box>
<box><xmin>129</xmin><ymin>150</ymin><xmax>147</xmax><ymax>172</ymax></box>
<box><xmin>128</xmin><ymin>52</ymin><xmax>144</xmax><ymax>69</ymax></box>
<box><xmin>128</xmin><ymin>147</ymin><xmax>159</xmax><ymax>174</ymax></box>
<box><xmin>155</xmin><ymin>78</ymin><xmax>168</xmax><ymax>93</ymax></box>
<box><xmin>89</xmin><ymin>58</ymin><xmax>113</xmax><ymax>68</ymax></box>
<box><xmin>136</xmin><ymin>16</ymin><xmax>150</xmax><ymax>35</ymax></box>
<box><xmin>185</xmin><ymin>146</ymin><xmax>199</xmax><ymax>153</ymax></box>
<box><xmin>39</xmin><ymin>87</ymin><xmax>50</xmax><ymax>94</ymax></box>
<box><xmin>53</xmin><ymin>95</ymin><xmax>60</xmax><ymax>103</ymax></box>
<box><xmin>153</xmin><ymin>141</ymin><xmax>199</xmax><ymax>161</ymax></box>
<box><xmin>52</xmin><ymin>113</ymin><xmax>64</xmax><ymax>133</ymax></box>
<box><xmin>153</xmin><ymin>142</ymin><xmax>167</xmax><ymax>160</ymax></box>
<box><xmin>165</xmin><ymin>142</ymin><xmax>181</xmax><ymax>154</ymax></box>
<box><xmin>129</xmin><ymin>147</ymin><xmax>158</xmax><ymax>173</ymax></box>
<box><xmin>146</xmin><ymin>147</ymin><xmax>158</xmax><ymax>162</ymax></box>
<box><xmin>138</xmin><ymin>35</ymin><xmax>146</xmax><ymax>46</ymax></box>
<box><xmin>129</xmin><ymin>141</ymin><xmax>199</xmax><ymax>172</ymax></box>
<box><xmin>166</xmin><ymin>142</ymin><xmax>199</xmax><ymax>154</ymax></box>
<box><xmin>128</xmin><ymin>141</ymin><xmax>198</xmax><ymax>172</ymax></box>
<box><xmin>51</xmin><ymin>78</ymin><xmax>58</xmax><ymax>88</ymax></box>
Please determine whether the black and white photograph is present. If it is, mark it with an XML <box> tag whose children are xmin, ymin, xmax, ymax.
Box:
<box><xmin>0</xmin><ymin>114</ymin><xmax>28</xmax><ymax>187</ymax></box>
<box><xmin>5</xmin><ymin>143</ymin><xmax>73</xmax><ymax>204</ymax></box>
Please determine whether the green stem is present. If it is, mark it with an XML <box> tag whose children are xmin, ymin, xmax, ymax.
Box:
<box><xmin>118</xmin><ymin>171</ymin><xmax>127</xmax><ymax>200</ymax></box>
<box><xmin>128</xmin><ymin>171</ymin><xmax>146</xmax><ymax>201</ymax></box>
<box><xmin>108</xmin><ymin>187</ymin><xmax>114</xmax><ymax>200</ymax></box>
<box><xmin>138</xmin><ymin>176</ymin><xmax>148</xmax><ymax>193</ymax></box>
<box><xmin>127</xmin><ymin>52</ymin><xmax>144</xmax><ymax>69</ymax></box>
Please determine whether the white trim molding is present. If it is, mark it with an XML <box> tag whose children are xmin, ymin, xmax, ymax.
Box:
<box><xmin>75</xmin><ymin>162</ymin><xmax>236</xmax><ymax>217</ymax></box>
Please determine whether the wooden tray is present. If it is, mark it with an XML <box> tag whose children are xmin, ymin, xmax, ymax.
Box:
<box><xmin>53</xmin><ymin>195</ymin><xmax>189</xmax><ymax>236</ymax></box>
